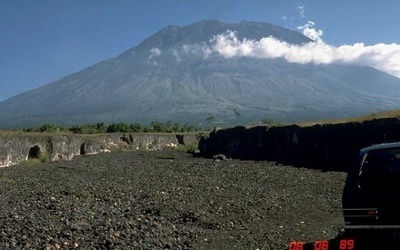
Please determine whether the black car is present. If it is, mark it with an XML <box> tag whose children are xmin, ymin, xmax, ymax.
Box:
<box><xmin>342</xmin><ymin>142</ymin><xmax>400</xmax><ymax>242</ymax></box>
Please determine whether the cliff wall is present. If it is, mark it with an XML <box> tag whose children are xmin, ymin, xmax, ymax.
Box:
<box><xmin>199</xmin><ymin>118</ymin><xmax>400</xmax><ymax>171</ymax></box>
<box><xmin>0</xmin><ymin>133</ymin><xmax>197</xmax><ymax>167</ymax></box>
<box><xmin>4</xmin><ymin>118</ymin><xmax>400</xmax><ymax>172</ymax></box>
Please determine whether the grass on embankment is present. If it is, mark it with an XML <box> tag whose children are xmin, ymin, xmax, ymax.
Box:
<box><xmin>17</xmin><ymin>152</ymin><xmax>51</xmax><ymax>167</ymax></box>
<box><xmin>297</xmin><ymin>109</ymin><xmax>400</xmax><ymax>127</ymax></box>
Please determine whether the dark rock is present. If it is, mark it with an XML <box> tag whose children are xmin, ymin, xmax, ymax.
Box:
<box><xmin>213</xmin><ymin>154</ymin><xmax>227</xmax><ymax>161</ymax></box>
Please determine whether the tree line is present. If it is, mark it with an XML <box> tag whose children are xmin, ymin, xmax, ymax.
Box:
<box><xmin>23</xmin><ymin>121</ymin><xmax>203</xmax><ymax>134</ymax></box>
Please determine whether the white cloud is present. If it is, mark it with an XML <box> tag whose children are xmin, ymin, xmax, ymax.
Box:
<box><xmin>297</xmin><ymin>21</ymin><xmax>323</xmax><ymax>43</ymax></box>
<box><xmin>149</xmin><ymin>47</ymin><xmax>162</xmax><ymax>59</ymax></box>
<box><xmin>281</xmin><ymin>15</ymin><xmax>288</xmax><ymax>21</ymax></box>
<box><xmin>297</xmin><ymin>5</ymin><xmax>305</xmax><ymax>18</ymax></box>
<box><xmin>172</xmin><ymin>49</ymin><xmax>181</xmax><ymax>62</ymax></box>
<box><xmin>208</xmin><ymin>29</ymin><xmax>400</xmax><ymax>78</ymax></box>
<box><xmin>182</xmin><ymin>43</ymin><xmax>213</xmax><ymax>59</ymax></box>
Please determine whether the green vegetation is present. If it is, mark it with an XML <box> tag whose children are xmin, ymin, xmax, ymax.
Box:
<box><xmin>18</xmin><ymin>151</ymin><xmax>50</xmax><ymax>167</ymax></box>
<box><xmin>14</xmin><ymin>108</ymin><xmax>400</xmax><ymax>135</ymax></box>
<box><xmin>37</xmin><ymin>151</ymin><xmax>51</xmax><ymax>162</ymax></box>
<box><xmin>23</xmin><ymin>123</ymin><xmax>66</xmax><ymax>133</ymax></box>
<box><xmin>175</xmin><ymin>142</ymin><xmax>199</xmax><ymax>154</ymax></box>
<box><xmin>7</xmin><ymin>109</ymin><xmax>400</xmax><ymax>134</ymax></box>
<box><xmin>20</xmin><ymin>121</ymin><xmax>204</xmax><ymax>134</ymax></box>
<box><xmin>257</xmin><ymin>109</ymin><xmax>400</xmax><ymax>128</ymax></box>
<box><xmin>70</xmin><ymin>123</ymin><xmax>107</xmax><ymax>134</ymax></box>
<box><xmin>298</xmin><ymin>109</ymin><xmax>400</xmax><ymax>127</ymax></box>
<box><xmin>174</xmin><ymin>133</ymin><xmax>207</xmax><ymax>154</ymax></box>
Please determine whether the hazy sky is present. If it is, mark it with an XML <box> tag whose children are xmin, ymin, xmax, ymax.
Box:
<box><xmin>1</xmin><ymin>0</ymin><xmax>399</xmax><ymax>101</ymax></box>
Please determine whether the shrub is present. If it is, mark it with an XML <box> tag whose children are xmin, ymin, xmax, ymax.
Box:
<box><xmin>21</xmin><ymin>150</ymin><xmax>50</xmax><ymax>167</ymax></box>
<box><xmin>23</xmin><ymin>124</ymin><xmax>65</xmax><ymax>133</ymax></box>
<box><xmin>195</xmin><ymin>132</ymin><xmax>209</xmax><ymax>141</ymax></box>
<box><xmin>21</xmin><ymin>121</ymin><xmax>205</xmax><ymax>134</ymax></box>
<box><xmin>138</xmin><ymin>143</ymin><xmax>148</xmax><ymax>151</ymax></box>
<box><xmin>38</xmin><ymin>151</ymin><xmax>51</xmax><ymax>163</ymax></box>
<box><xmin>39</xmin><ymin>124</ymin><xmax>64</xmax><ymax>133</ymax></box>
<box><xmin>150</xmin><ymin>121</ymin><xmax>166</xmax><ymax>133</ymax></box>
<box><xmin>70</xmin><ymin>123</ymin><xmax>106</xmax><ymax>134</ymax></box>
<box><xmin>107</xmin><ymin>123</ymin><xmax>131</xmax><ymax>133</ymax></box>
<box><xmin>130</xmin><ymin>123</ymin><xmax>142</xmax><ymax>132</ymax></box>
<box><xmin>175</xmin><ymin>142</ymin><xmax>199</xmax><ymax>154</ymax></box>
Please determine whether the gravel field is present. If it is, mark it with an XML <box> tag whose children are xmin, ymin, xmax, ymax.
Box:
<box><xmin>0</xmin><ymin>150</ymin><xmax>346</xmax><ymax>249</ymax></box>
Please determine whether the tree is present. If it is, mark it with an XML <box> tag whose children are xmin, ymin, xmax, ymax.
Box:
<box><xmin>172</xmin><ymin>123</ymin><xmax>180</xmax><ymax>132</ymax></box>
<box><xmin>130</xmin><ymin>123</ymin><xmax>142</xmax><ymax>132</ymax></box>
<box><xmin>39</xmin><ymin>124</ymin><xmax>62</xmax><ymax>132</ymax></box>
<box><xmin>150</xmin><ymin>121</ymin><xmax>166</xmax><ymax>132</ymax></box>
<box><xmin>107</xmin><ymin>123</ymin><xmax>130</xmax><ymax>133</ymax></box>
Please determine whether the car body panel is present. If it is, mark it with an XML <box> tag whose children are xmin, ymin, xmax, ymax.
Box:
<box><xmin>342</xmin><ymin>142</ymin><xmax>400</xmax><ymax>229</ymax></box>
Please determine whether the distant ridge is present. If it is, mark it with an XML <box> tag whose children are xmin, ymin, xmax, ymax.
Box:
<box><xmin>1</xmin><ymin>20</ymin><xmax>400</xmax><ymax>128</ymax></box>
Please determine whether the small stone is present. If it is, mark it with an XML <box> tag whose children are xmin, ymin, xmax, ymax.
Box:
<box><xmin>213</xmin><ymin>154</ymin><xmax>227</xmax><ymax>161</ymax></box>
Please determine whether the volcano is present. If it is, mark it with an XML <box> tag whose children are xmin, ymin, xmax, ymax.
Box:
<box><xmin>1</xmin><ymin>20</ymin><xmax>400</xmax><ymax>128</ymax></box>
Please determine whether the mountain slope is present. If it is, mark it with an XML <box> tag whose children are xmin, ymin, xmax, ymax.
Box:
<box><xmin>1</xmin><ymin>20</ymin><xmax>400</xmax><ymax>128</ymax></box>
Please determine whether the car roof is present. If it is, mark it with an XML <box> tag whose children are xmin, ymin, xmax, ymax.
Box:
<box><xmin>360</xmin><ymin>142</ymin><xmax>400</xmax><ymax>154</ymax></box>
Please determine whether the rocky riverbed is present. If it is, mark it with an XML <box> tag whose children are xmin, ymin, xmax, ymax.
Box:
<box><xmin>0</xmin><ymin>150</ymin><xmax>346</xmax><ymax>249</ymax></box>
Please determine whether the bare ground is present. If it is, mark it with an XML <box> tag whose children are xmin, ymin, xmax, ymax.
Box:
<box><xmin>0</xmin><ymin>150</ymin><xmax>346</xmax><ymax>249</ymax></box>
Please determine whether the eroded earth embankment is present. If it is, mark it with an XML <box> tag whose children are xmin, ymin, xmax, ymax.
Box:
<box><xmin>200</xmin><ymin>118</ymin><xmax>400</xmax><ymax>171</ymax></box>
<box><xmin>0</xmin><ymin>132</ymin><xmax>197</xmax><ymax>167</ymax></box>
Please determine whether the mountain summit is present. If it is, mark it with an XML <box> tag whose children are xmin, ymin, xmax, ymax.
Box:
<box><xmin>1</xmin><ymin>20</ymin><xmax>400</xmax><ymax>128</ymax></box>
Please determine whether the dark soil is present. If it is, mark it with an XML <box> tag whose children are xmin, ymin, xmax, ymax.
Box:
<box><xmin>0</xmin><ymin>150</ymin><xmax>346</xmax><ymax>249</ymax></box>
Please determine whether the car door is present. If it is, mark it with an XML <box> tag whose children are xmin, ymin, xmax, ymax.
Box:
<box><xmin>343</xmin><ymin>148</ymin><xmax>400</xmax><ymax>228</ymax></box>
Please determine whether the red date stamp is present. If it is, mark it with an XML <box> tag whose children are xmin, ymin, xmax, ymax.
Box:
<box><xmin>288</xmin><ymin>239</ymin><xmax>355</xmax><ymax>250</ymax></box>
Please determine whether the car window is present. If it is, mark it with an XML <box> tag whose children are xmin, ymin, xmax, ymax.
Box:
<box><xmin>358</xmin><ymin>149</ymin><xmax>400</xmax><ymax>192</ymax></box>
